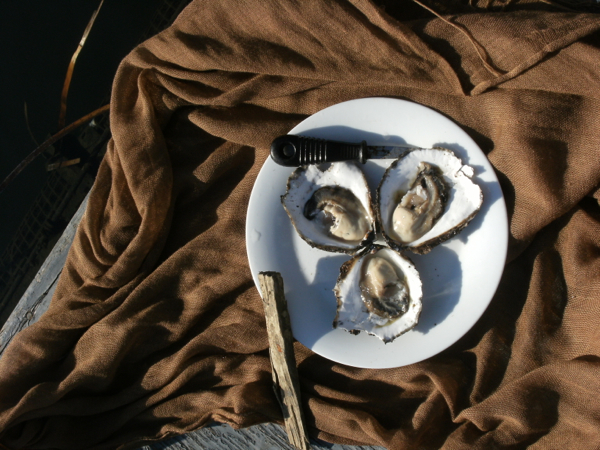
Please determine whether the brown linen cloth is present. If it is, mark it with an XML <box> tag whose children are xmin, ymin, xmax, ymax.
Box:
<box><xmin>1</xmin><ymin>1</ymin><xmax>600</xmax><ymax>449</ymax></box>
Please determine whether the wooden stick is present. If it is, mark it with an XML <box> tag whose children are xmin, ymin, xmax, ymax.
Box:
<box><xmin>59</xmin><ymin>0</ymin><xmax>105</xmax><ymax>129</ymax></box>
<box><xmin>0</xmin><ymin>104</ymin><xmax>109</xmax><ymax>195</ymax></box>
<box><xmin>258</xmin><ymin>272</ymin><xmax>311</xmax><ymax>450</ymax></box>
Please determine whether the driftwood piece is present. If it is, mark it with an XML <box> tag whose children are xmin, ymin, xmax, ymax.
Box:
<box><xmin>258</xmin><ymin>271</ymin><xmax>311</xmax><ymax>450</ymax></box>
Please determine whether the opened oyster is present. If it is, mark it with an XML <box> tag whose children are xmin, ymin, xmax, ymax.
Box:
<box><xmin>281</xmin><ymin>146</ymin><xmax>482</xmax><ymax>344</ymax></box>
<box><xmin>378</xmin><ymin>148</ymin><xmax>483</xmax><ymax>255</ymax></box>
<box><xmin>333</xmin><ymin>246</ymin><xmax>422</xmax><ymax>343</ymax></box>
<box><xmin>281</xmin><ymin>162</ymin><xmax>375</xmax><ymax>254</ymax></box>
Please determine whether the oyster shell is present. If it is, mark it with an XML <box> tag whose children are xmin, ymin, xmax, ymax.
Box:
<box><xmin>377</xmin><ymin>148</ymin><xmax>483</xmax><ymax>255</ymax></box>
<box><xmin>281</xmin><ymin>162</ymin><xmax>375</xmax><ymax>254</ymax></box>
<box><xmin>333</xmin><ymin>246</ymin><xmax>423</xmax><ymax>343</ymax></box>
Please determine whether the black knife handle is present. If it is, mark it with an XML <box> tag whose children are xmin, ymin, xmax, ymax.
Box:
<box><xmin>270</xmin><ymin>135</ymin><xmax>366</xmax><ymax>166</ymax></box>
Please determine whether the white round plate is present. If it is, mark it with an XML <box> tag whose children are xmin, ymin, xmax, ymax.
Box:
<box><xmin>246</xmin><ymin>97</ymin><xmax>508</xmax><ymax>369</ymax></box>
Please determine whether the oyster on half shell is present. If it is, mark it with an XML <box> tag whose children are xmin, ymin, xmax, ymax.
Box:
<box><xmin>280</xmin><ymin>146</ymin><xmax>483</xmax><ymax>344</ymax></box>
<box><xmin>378</xmin><ymin>148</ymin><xmax>483</xmax><ymax>255</ymax></box>
<box><xmin>281</xmin><ymin>162</ymin><xmax>375</xmax><ymax>254</ymax></box>
<box><xmin>333</xmin><ymin>246</ymin><xmax>423</xmax><ymax>343</ymax></box>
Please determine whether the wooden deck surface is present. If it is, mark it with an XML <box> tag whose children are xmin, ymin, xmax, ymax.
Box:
<box><xmin>0</xmin><ymin>194</ymin><xmax>385</xmax><ymax>450</ymax></box>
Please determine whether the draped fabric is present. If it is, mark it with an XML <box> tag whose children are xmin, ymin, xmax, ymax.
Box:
<box><xmin>1</xmin><ymin>1</ymin><xmax>599</xmax><ymax>449</ymax></box>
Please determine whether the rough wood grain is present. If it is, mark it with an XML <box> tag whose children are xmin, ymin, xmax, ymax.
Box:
<box><xmin>0</xmin><ymin>192</ymin><xmax>89</xmax><ymax>355</ymax></box>
<box><xmin>142</xmin><ymin>422</ymin><xmax>385</xmax><ymax>450</ymax></box>
<box><xmin>258</xmin><ymin>272</ymin><xmax>311</xmax><ymax>450</ymax></box>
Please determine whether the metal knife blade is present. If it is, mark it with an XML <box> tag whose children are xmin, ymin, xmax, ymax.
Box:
<box><xmin>270</xmin><ymin>134</ymin><xmax>414</xmax><ymax>167</ymax></box>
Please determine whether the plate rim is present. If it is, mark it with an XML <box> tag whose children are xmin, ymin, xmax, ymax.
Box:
<box><xmin>246</xmin><ymin>97</ymin><xmax>508</xmax><ymax>368</ymax></box>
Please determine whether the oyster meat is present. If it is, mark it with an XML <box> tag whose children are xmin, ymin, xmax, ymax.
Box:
<box><xmin>304</xmin><ymin>186</ymin><xmax>371</xmax><ymax>243</ymax></box>
<box><xmin>333</xmin><ymin>246</ymin><xmax>422</xmax><ymax>343</ymax></box>
<box><xmin>378</xmin><ymin>148</ymin><xmax>483</xmax><ymax>255</ymax></box>
<box><xmin>389</xmin><ymin>161</ymin><xmax>448</xmax><ymax>244</ymax></box>
<box><xmin>281</xmin><ymin>162</ymin><xmax>375</xmax><ymax>254</ymax></box>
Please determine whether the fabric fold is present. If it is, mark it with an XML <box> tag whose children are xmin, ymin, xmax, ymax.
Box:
<box><xmin>1</xmin><ymin>1</ymin><xmax>599</xmax><ymax>449</ymax></box>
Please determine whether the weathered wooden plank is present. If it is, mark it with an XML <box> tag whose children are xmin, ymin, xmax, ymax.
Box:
<box><xmin>0</xmin><ymin>192</ymin><xmax>89</xmax><ymax>355</ymax></box>
<box><xmin>259</xmin><ymin>271</ymin><xmax>310</xmax><ymax>450</ymax></box>
<box><xmin>142</xmin><ymin>422</ymin><xmax>385</xmax><ymax>450</ymax></box>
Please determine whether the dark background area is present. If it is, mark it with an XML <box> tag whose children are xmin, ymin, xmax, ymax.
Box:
<box><xmin>0</xmin><ymin>0</ymin><xmax>190</xmax><ymax>324</ymax></box>
<box><xmin>0</xmin><ymin>0</ymin><xmax>165</xmax><ymax>254</ymax></box>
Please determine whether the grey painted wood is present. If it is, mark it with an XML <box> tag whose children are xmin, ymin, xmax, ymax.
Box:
<box><xmin>0</xmin><ymin>194</ymin><xmax>386</xmax><ymax>450</ymax></box>
<box><xmin>0</xmin><ymin>192</ymin><xmax>90</xmax><ymax>354</ymax></box>
<box><xmin>142</xmin><ymin>422</ymin><xmax>384</xmax><ymax>450</ymax></box>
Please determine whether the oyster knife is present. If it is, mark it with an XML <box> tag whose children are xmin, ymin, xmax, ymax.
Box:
<box><xmin>270</xmin><ymin>134</ymin><xmax>413</xmax><ymax>167</ymax></box>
